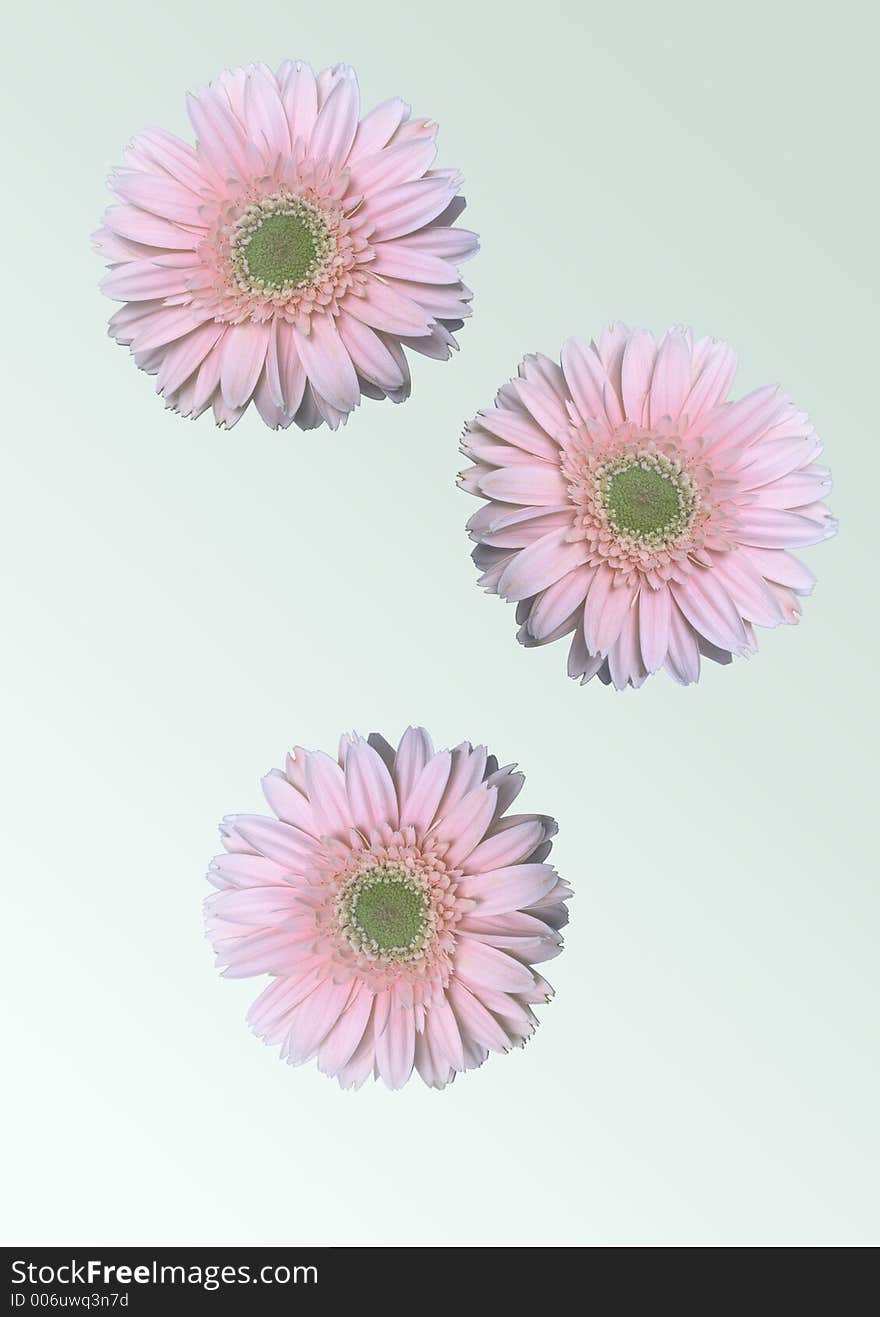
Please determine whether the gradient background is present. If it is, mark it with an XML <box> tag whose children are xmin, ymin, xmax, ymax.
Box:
<box><xmin>2</xmin><ymin>0</ymin><xmax>877</xmax><ymax>1247</ymax></box>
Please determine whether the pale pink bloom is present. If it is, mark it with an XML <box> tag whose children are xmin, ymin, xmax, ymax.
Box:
<box><xmin>460</xmin><ymin>325</ymin><xmax>836</xmax><ymax>688</ymax></box>
<box><xmin>205</xmin><ymin>729</ymin><xmax>570</xmax><ymax>1089</ymax></box>
<box><xmin>94</xmin><ymin>62</ymin><xmax>476</xmax><ymax>429</ymax></box>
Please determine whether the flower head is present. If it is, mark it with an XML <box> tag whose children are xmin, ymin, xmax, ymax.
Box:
<box><xmin>95</xmin><ymin>62</ymin><xmax>477</xmax><ymax>429</ymax></box>
<box><xmin>205</xmin><ymin>729</ymin><xmax>570</xmax><ymax>1089</ymax></box>
<box><xmin>460</xmin><ymin>325</ymin><xmax>835</xmax><ymax>687</ymax></box>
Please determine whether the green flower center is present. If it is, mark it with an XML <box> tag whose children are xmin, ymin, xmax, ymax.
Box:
<box><xmin>337</xmin><ymin>867</ymin><xmax>433</xmax><ymax>962</ymax></box>
<box><xmin>596</xmin><ymin>452</ymin><xmax>700</xmax><ymax>546</ymax></box>
<box><xmin>230</xmin><ymin>194</ymin><xmax>336</xmax><ymax>296</ymax></box>
<box><xmin>354</xmin><ymin>879</ymin><xmax>427</xmax><ymax>950</ymax></box>
<box><xmin>605</xmin><ymin>465</ymin><xmax>683</xmax><ymax>537</ymax></box>
<box><xmin>242</xmin><ymin>213</ymin><xmax>318</xmax><ymax>287</ymax></box>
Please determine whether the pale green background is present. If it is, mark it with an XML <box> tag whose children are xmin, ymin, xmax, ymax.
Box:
<box><xmin>1</xmin><ymin>0</ymin><xmax>877</xmax><ymax>1247</ymax></box>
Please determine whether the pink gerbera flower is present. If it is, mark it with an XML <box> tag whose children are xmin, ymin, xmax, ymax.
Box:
<box><xmin>205</xmin><ymin>729</ymin><xmax>570</xmax><ymax>1089</ymax></box>
<box><xmin>94</xmin><ymin>62</ymin><xmax>477</xmax><ymax>429</ymax></box>
<box><xmin>460</xmin><ymin>325</ymin><xmax>835</xmax><ymax>687</ymax></box>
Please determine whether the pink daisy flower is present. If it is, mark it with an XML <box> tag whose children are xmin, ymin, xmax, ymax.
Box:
<box><xmin>94</xmin><ymin>62</ymin><xmax>477</xmax><ymax>430</ymax></box>
<box><xmin>460</xmin><ymin>324</ymin><xmax>835</xmax><ymax>688</ymax></box>
<box><xmin>205</xmin><ymin>729</ymin><xmax>570</xmax><ymax>1089</ymax></box>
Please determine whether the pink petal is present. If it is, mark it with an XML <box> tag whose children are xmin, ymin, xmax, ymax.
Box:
<box><xmin>735</xmin><ymin>507</ymin><xmax>831</xmax><ymax>549</ymax></box>
<box><xmin>455</xmin><ymin>939</ymin><xmax>535</xmax><ymax>994</ymax></box>
<box><xmin>620</xmin><ymin>327</ymin><xmax>657</xmax><ymax>424</ymax></box>
<box><xmin>253</xmin><ymin>372</ymin><xmax>288</xmax><ymax>429</ymax></box>
<box><xmin>681</xmin><ymin>338</ymin><xmax>737</xmax><ymax>427</ymax></box>
<box><xmin>294</xmin><ymin>315</ymin><xmax>360</xmax><ymax>414</ymax></box>
<box><xmin>129</xmin><ymin>304</ymin><xmax>214</xmax><ymax>353</ymax></box>
<box><xmin>185</xmin><ymin>87</ymin><xmax>247</xmax><ymax>180</ymax></box>
<box><xmin>391</xmin><ymin>727</ymin><xmax>434</xmax><ymax>811</ymax></box>
<box><xmin>191</xmin><ymin>335</ymin><xmax>225</xmax><ymax>409</ymax></box>
<box><xmin>709</xmin><ymin>553</ymin><xmax>784</xmax><ymax>627</ymax></box>
<box><xmin>348</xmin><ymin>137</ymin><xmax>437</xmax><ymax>197</ymax></box>
<box><xmin>344</xmin><ymin>277</ymin><xmax>431</xmax><ymax>337</ymax></box>
<box><xmin>374</xmin><ymin>1002</ymin><xmax>415</xmax><ymax>1090</ymax></box>
<box><xmin>607</xmin><ymin>603</ymin><xmax>646</xmax><ymax>690</ymax></box>
<box><xmin>496</xmin><ymin>526</ymin><xmax>588</xmax><ymax>602</ymax></box>
<box><xmin>335</xmin><ymin>1005</ymin><xmax>378</xmax><ymax>1090</ymax></box>
<box><xmin>368</xmin><ymin>241</ymin><xmax>459</xmax><ymax>284</ymax></box>
<box><xmin>458</xmin><ymin>864</ymin><xmax>557</xmax><ymax>916</ymax></box>
<box><xmin>391</xmin><ymin>276</ymin><xmax>470</xmax><ymax>323</ymax></box>
<box><xmin>584</xmin><ymin>565</ymin><xmax>636</xmax><ymax>655</ymax></box>
<box><xmin>463</xmin><ymin>818</ymin><xmax>545</xmax><ymax>875</ymax></box>
<box><xmin>277</xmin><ymin>60</ymin><xmax>318</xmax><ymax>142</ymax></box>
<box><xmin>316</xmin><ymin>64</ymin><xmax>350</xmax><ymax>109</ymax></box>
<box><xmin>478</xmin><ymin>464</ymin><xmax>568</xmax><ymax>508</ymax></box>
<box><xmin>248</xmin><ymin>968</ymin><xmax>325</xmax><ymax>1037</ymax></box>
<box><xmin>348</xmin><ymin>97</ymin><xmax>410</xmax><ymax>162</ymax></box>
<box><xmin>213</xmin><ymin>393</ymin><xmax>246</xmax><ymax>429</ymax></box>
<box><xmin>423</xmin><ymin>994</ymin><xmax>464</xmax><ymax>1072</ymax></box>
<box><xmin>303</xmin><ymin>751</ymin><xmax>354</xmax><ymax>836</ymax></box>
<box><xmin>664</xmin><ymin>601</ymin><xmax>702</xmax><ymax>684</ymax></box>
<box><xmin>414</xmin><ymin>1029</ymin><xmax>446</xmax><ymax>1088</ymax></box>
<box><xmin>597</xmin><ymin>321</ymin><xmax>629</xmax><ymax>392</ymax></box>
<box><xmin>394</xmin><ymin>226</ymin><xmax>479</xmax><ymax>263</ymax></box>
<box><xmin>567</xmin><ymin>622</ymin><xmax>603</xmax><ymax>683</ymax></box>
<box><xmin>472</xmin><ymin>407</ymin><xmax>559</xmax><ymax>461</ymax></box>
<box><xmin>447</xmin><ymin>980</ymin><xmax>509</xmax><ymax>1053</ymax></box>
<box><xmin>260</xmin><ymin>769</ymin><xmax>316</xmax><ymax>834</ymax></box>
<box><xmin>101</xmin><ymin>260</ymin><xmax>193</xmax><ymax>301</ymax></box>
<box><xmin>560</xmin><ymin>337</ymin><xmax>614</xmax><ymax>427</ymax></box>
<box><xmin>469</xmin><ymin>504</ymin><xmax>570</xmax><ymax>548</ymax></box>
<box><xmin>220</xmin><ymin>321</ymin><xmax>271</xmax><ymax>409</ymax></box>
<box><xmin>749</xmin><ymin>469</ymin><xmax>831</xmax><ymax>510</ymax></box>
<box><xmin>207</xmin><ymin>885</ymin><xmax>303</xmax><ymax>926</ymax></box>
<box><xmin>243</xmin><ymin>65</ymin><xmax>291</xmax><ymax>158</ymax></box>
<box><xmin>742</xmin><ymin>547</ymin><xmax>816</xmax><ymax>593</ymax></box>
<box><xmin>157</xmin><ymin>321</ymin><xmax>224</xmax><ymax>396</ymax></box>
<box><xmin>308</xmin><ymin>69</ymin><xmax>360</xmax><ymax>169</ymax></box>
<box><xmin>275</xmin><ymin>321</ymin><xmax>307</xmax><ymax>416</ymax></box>
<box><xmin>344</xmin><ymin>737</ymin><xmax>399</xmax><ymax>832</ymax></box>
<box><xmin>285</xmin><ymin>978</ymin><xmax>353</xmax><ymax>1063</ymax></box>
<box><xmin>112</xmin><ymin>169</ymin><xmax>204</xmax><ymax>226</ymax></box>
<box><xmin>220</xmin><ymin>927</ymin><xmax>309</xmax><ymax>979</ymax></box>
<box><xmin>208</xmin><ymin>852</ymin><xmax>288</xmax><ymax>891</ymax></box>
<box><xmin>317</xmin><ymin>985</ymin><xmax>373</xmax><ymax>1077</ymax></box>
<box><xmin>93</xmin><ymin>227</ymin><xmax>154</xmax><ymax>263</ymax></box>
<box><xmin>527</xmin><ymin>565</ymin><xmax>593</xmax><ymax>638</ymax></box>
<box><xmin>435</xmin><ymin>785</ymin><xmax>497</xmax><ymax>868</ymax></box>
<box><xmin>704</xmin><ymin>385</ymin><xmax>785</xmax><ymax>454</ymax></box>
<box><xmin>400</xmin><ymin>750</ymin><xmax>451</xmax><ymax>834</ymax></box>
<box><xmin>735</xmin><ymin>436</ymin><xmax>822</xmax><ymax>487</ymax></box>
<box><xmin>335</xmin><ymin>310</ymin><xmax>405</xmax><ymax>390</ymax></box>
<box><xmin>133</xmin><ymin>128</ymin><xmax>206</xmax><ymax>193</ymax></box>
<box><xmin>670</xmin><ymin>573</ymin><xmax>747</xmax><ymax>653</ymax></box>
<box><xmin>649</xmin><ymin>328</ymin><xmax>692</xmax><ymax>425</ymax></box>
<box><xmin>257</xmin><ymin>318</ymin><xmax>284</xmax><ymax>410</ymax></box>
<box><xmin>512</xmin><ymin>374</ymin><xmax>568</xmax><ymax>438</ymax></box>
<box><xmin>104</xmin><ymin>205</ymin><xmax>199</xmax><ymax>249</ymax></box>
<box><xmin>388</xmin><ymin>116</ymin><xmax>436</xmax><ymax>148</ymax></box>
<box><xmin>213</xmin><ymin>67</ymin><xmax>248</xmax><ymax>125</ymax></box>
<box><xmin>436</xmin><ymin>745</ymin><xmax>488</xmax><ymax>819</ymax></box>
<box><xmin>638</xmin><ymin>585</ymin><xmax>671</xmax><ymax>673</ymax></box>
<box><xmin>360</xmin><ymin>176</ymin><xmax>459</xmax><ymax>242</ymax></box>
<box><xmin>230</xmin><ymin>815</ymin><xmax>322</xmax><ymax>869</ymax></box>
